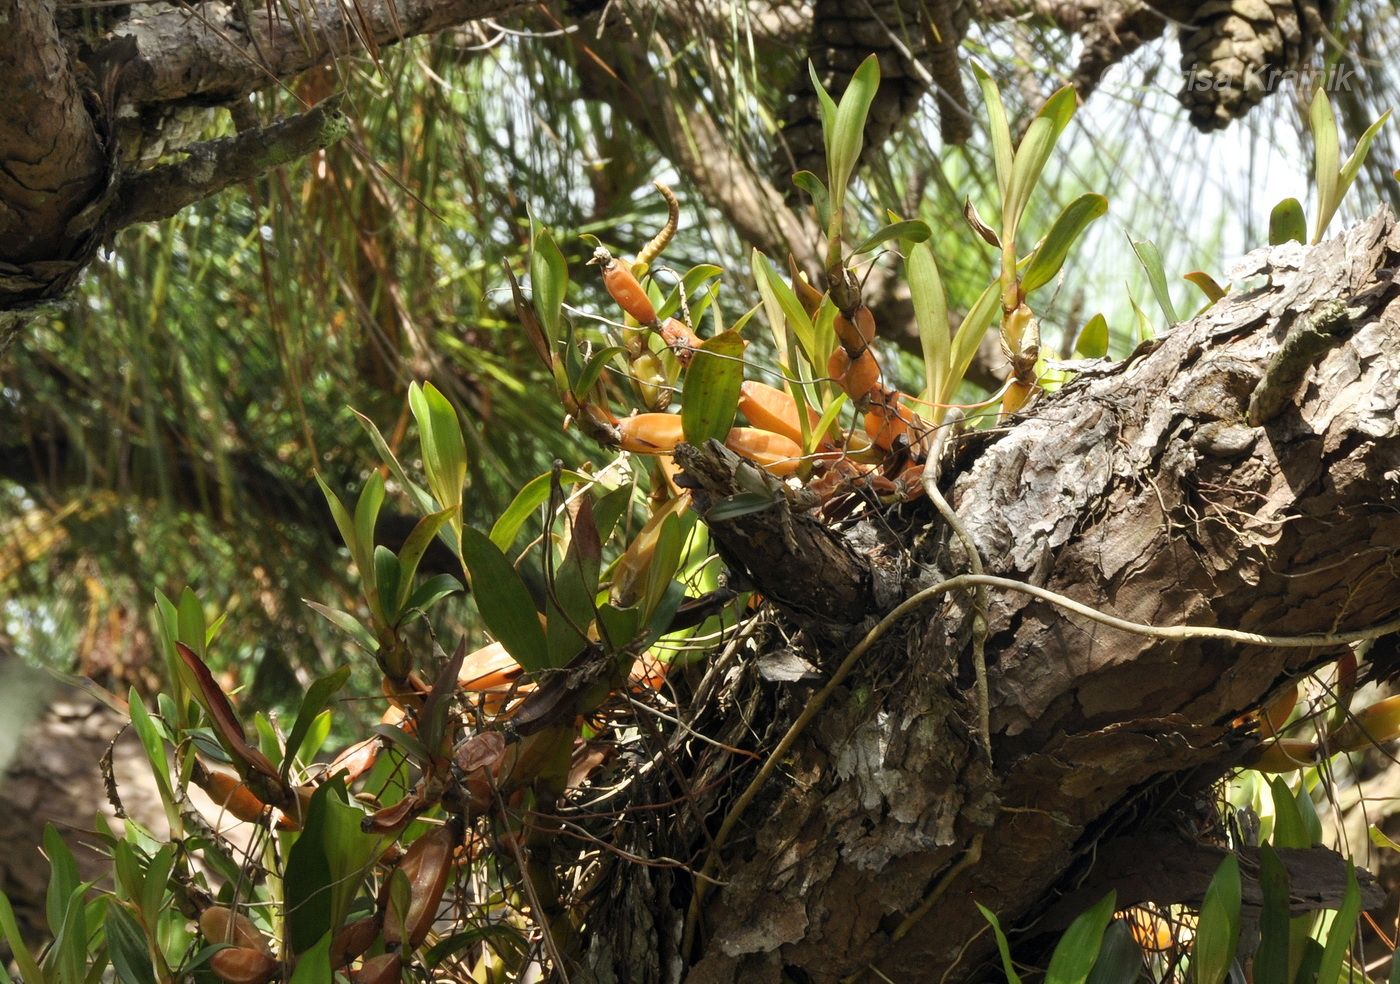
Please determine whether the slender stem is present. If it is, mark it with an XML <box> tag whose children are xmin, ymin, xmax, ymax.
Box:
<box><xmin>889</xmin><ymin>833</ymin><xmax>985</xmax><ymax>944</ymax></box>
<box><xmin>922</xmin><ymin>409</ymin><xmax>991</xmax><ymax>756</ymax></box>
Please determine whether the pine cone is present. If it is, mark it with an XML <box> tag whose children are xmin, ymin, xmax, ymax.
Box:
<box><xmin>778</xmin><ymin>0</ymin><xmax>974</xmax><ymax>186</ymax></box>
<box><xmin>1177</xmin><ymin>0</ymin><xmax>1333</xmax><ymax>131</ymax></box>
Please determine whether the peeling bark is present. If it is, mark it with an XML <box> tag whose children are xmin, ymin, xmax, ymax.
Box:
<box><xmin>575</xmin><ymin>213</ymin><xmax>1400</xmax><ymax>983</ymax></box>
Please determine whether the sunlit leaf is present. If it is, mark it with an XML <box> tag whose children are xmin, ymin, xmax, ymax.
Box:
<box><xmin>304</xmin><ymin>601</ymin><xmax>378</xmax><ymax>652</ymax></box>
<box><xmin>682</xmin><ymin>331</ymin><xmax>746</xmax><ymax>445</ymax></box>
<box><xmin>351</xmin><ymin>409</ymin><xmax>436</xmax><ymax>517</ymax></box>
<box><xmin>403</xmin><ymin>573</ymin><xmax>463</xmax><ymax>614</ymax></box>
<box><xmin>1269</xmin><ymin>197</ymin><xmax>1307</xmax><ymax>246</ymax></box>
<box><xmin>1370</xmin><ymin>824</ymin><xmax>1400</xmax><ymax>853</ymax></box>
<box><xmin>948</xmin><ymin>280</ymin><xmax>1001</xmax><ymax>397</ymax></box>
<box><xmin>1310</xmin><ymin>88</ymin><xmax>1341</xmax><ymax>244</ymax></box>
<box><xmin>971</xmin><ymin>61</ymin><xmax>1013</xmax><ymax>200</ymax></box>
<box><xmin>906</xmin><ymin>241</ymin><xmax>950</xmax><ymax>417</ymax></box>
<box><xmin>1337</xmin><ymin>111</ymin><xmax>1391</xmax><ymax>215</ymax></box>
<box><xmin>280</xmin><ymin>666</ymin><xmax>350</xmax><ymax>776</ymax></box>
<box><xmin>810</xmin><ymin>391</ymin><xmax>846</xmax><ymax>453</ymax></box>
<box><xmin>792</xmin><ymin>170</ymin><xmax>830</xmax><ymax>229</ymax></box>
<box><xmin>1004</xmin><ymin>86</ymin><xmax>1077</xmax><ymax>239</ymax></box>
<box><xmin>1130</xmin><ymin>239</ymin><xmax>1178</xmax><ymax>324</ymax></box>
<box><xmin>752</xmin><ymin>251</ymin><xmax>817</xmax><ymax>368</ymax></box>
<box><xmin>640</xmin><ymin>512</ymin><xmax>687</xmax><ymax>626</ymax></box>
<box><xmin>393</xmin><ymin>505</ymin><xmax>458</xmax><ymax>612</ymax></box>
<box><xmin>611</xmin><ymin>493</ymin><xmax>689</xmax><ymax>609</ymax></box>
<box><xmin>1022</xmin><ymin>193</ymin><xmax>1108</xmax><ymax>293</ymax></box>
<box><xmin>2</xmin><ymin>889</ymin><xmax>48</xmax><ymax>982</ymax></box>
<box><xmin>126</xmin><ymin>690</ymin><xmax>179</xmax><ymax>831</ymax></box>
<box><xmin>1128</xmin><ymin>293</ymin><xmax>1154</xmax><ymax>344</ymax></box>
<box><xmin>287</xmin><ymin>932</ymin><xmax>333</xmax><ymax>984</ymax></box>
<box><xmin>1075</xmin><ymin>314</ymin><xmax>1109</xmax><ymax>358</ymax></box>
<box><xmin>530</xmin><ymin>226</ymin><xmax>568</xmax><ymax>345</ymax></box>
<box><xmin>807</xmin><ymin>63</ymin><xmax>840</xmax><ymax>196</ymax></box>
<box><xmin>849</xmin><ymin>219</ymin><xmax>931</xmax><ymax>256</ymax></box>
<box><xmin>656</xmin><ymin>265</ymin><xmax>724</xmax><ymax>322</ymax></box>
<box><xmin>1295</xmin><ymin>782</ymin><xmax>1323</xmax><ymax>846</ymax></box>
<box><xmin>408</xmin><ymin>382</ymin><xmax>468</xmax><ymax>539</ymax></box>
<box><xmin>176</xmin><ymin>587</ymin><xmax>207</xmax><ymax>661</ymax></box>
<box><xmin>1315</xmin><ymin>863</ymin><xmax>1361</xmax><ymax>984</ymax></box>
<box><xmin>565</xmin><ymin>346</ymin><xmax>623</xmax><ymax>402</ymax></box>
<box><xmin>490</xmin><ymin>469</ymin><xmax>591</xmax><ymax>552</ymax></box>
<box><xmin>1269</xmin><ymin>777</ymin><xmax>1308</xmax><ymax>848</ymax></box>
<box><xmin>1184</xmin><ymin>271</ymin><xmax>1226</xmax><ymax>304</ymax></box>
<box><xmin>352</xmin><ymin>471</ymin><xmax>385</xmax><ymax>571</ymax></box>
<box><xmin>818</xmin><ymin>55</ymin><xmax>880</xmax><ymax>223</ymax></box>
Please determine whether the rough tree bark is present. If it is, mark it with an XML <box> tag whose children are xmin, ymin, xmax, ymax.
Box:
<box><xmin>572</xmin><ymin>213</ymin><xmax>1400</xmax><ymax>983</ymax></box>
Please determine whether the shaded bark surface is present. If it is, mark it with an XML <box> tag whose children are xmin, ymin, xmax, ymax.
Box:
<box><xmin>576</xmin><ymin>213</ymin><xmax>1400</xmax><ymax>983</ymax></box>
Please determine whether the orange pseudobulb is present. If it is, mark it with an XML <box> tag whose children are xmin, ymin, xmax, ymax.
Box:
<box><xmin>724</xmin><ymin>427</ymin><xmax>803</xmax><ymax>476</ymax></box>
<box><xmin>616</xmin><ymin>413</ymin><xmax>685</xmax><ymax>454</ymax></box>
<box><xmin>591</xmin><ymin>248</ymin><xmax>657</xmax><ymax>325</ymax></box>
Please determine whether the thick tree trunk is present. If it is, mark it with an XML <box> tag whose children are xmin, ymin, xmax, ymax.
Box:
<box><xmin>576</xmin><ymin>212</ymin><xmax>1400</xmax><ymax>983</ymax></box>
<box><xmin>0</xmin><ymin>0</ymin><xmax>107</xmax><ymax>306</ymax></box>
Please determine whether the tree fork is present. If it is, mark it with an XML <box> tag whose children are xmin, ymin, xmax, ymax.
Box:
<box><xmin>578</xmin><ymin>212</ymin><xmax>1400</xmax><ymax>984</ymax></box>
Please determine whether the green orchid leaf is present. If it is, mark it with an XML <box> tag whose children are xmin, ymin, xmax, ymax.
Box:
<box><xmin>1310</xmin><ymin>88</ymin><xmax>1341</xmax><ymax>244</ymax></box>
<box><xmin>971</xmin><ymin>61</ymin><xmax>1013</xmax><ymax>200</ymax></box>
<box><xmin>849</xmin><ymin>219</ymin><xmax>931</xmax><ymax>257</ymax></box>
<box><xmin>460</xmin><ymin>526</ymin><xmax>549</xmax><ymax>673</ymax></box>
<box><xmin>530</xmin><ymin>225</ymin><xmax>568</xmax><ymax>345</ymax></box>
<box><xmin>1192</xmin><ymin>854</ymin><xmax>1241</xmax><ymax>984</ymax></box>
<box><xmin>906</xmin><ymin>241</ymin><xmax>950</xmax><ymax>417</ymax></box>
<box><xmin>1046</xmin><ymin>889</ymin><xmax>1116</xmax><ymax>984</ymax></box>
<box><xmin>682</xmin><ymin>331</ymin><xmax>746</xmax><ymax>445</ymax></box>
<box><xmin>1269</xmin><ymin>197</ymin><xmax>1307</xmax><ymax>245</ymax></box>
<box><xmin>1130</xmin><ymin>239</ymin><xmax>1178</xmax><ymax>324</ymax></box>
<box><xmin>1022</xmin><ymin>193</ymin><xmax>1108</xmax><ymax>294</ymax></box>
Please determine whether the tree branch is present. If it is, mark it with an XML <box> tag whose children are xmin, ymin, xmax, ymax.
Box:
<box><xmin>102</xmin><ymin>95</ymin><xmax>347</xmax><ymax>232</ymax></box>
<box><xmin>980</xmin><ymin>0</ymin><xmax>1174</xmax><ymax>101</ymax></box>
<box><xmin>102</xmin><ymin>0</ymin><xmax>533</xmax><ymax>107</ymax></box>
